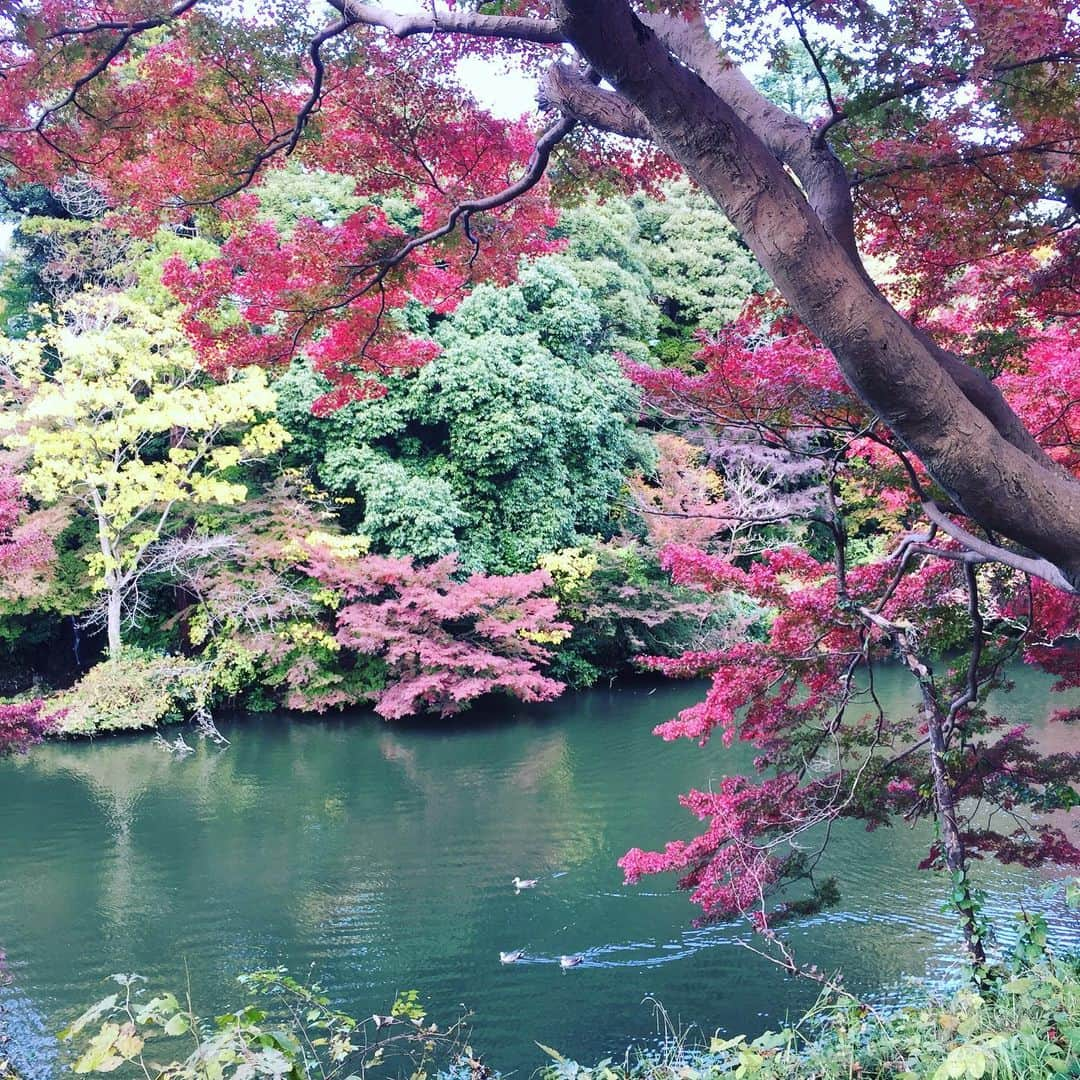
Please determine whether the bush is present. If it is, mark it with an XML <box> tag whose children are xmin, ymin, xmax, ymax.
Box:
<box><xmin>52</xmin><ymin>649</ymin><xmax>215</xmax><ymax>735</ymax></box>
<box><xmin>539</xmin><ymin>540</ymin><xmax>765</xmax><ymax>688</ymax></box>
<box><xmin>60</xmin><ymin>970</ymin><xmax>482</xmax><ymax>1079</ymax></box>
<box><xmin>538</xmin><ymin>944</ymin><xmax>1080</xmax><ymax>1080</ymax></box>
<box><xmin>0</xmin><ymin>698</ymin><xmax>57</xmax><ymax>754</ymax></box>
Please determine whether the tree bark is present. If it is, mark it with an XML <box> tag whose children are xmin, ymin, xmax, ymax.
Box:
<box><xmin>105</xmin><ymin>578</ymin><xmax>122</xmax><ymax>658</ymax></box>
<box><xmin>546</xmin><ymin>0</ymin><xmax>1080</xmax><ymax>589</ymax></box>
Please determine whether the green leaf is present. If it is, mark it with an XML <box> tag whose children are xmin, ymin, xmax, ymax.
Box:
<box><xmin>536</xmin><ymin>1042</ymin><xmax>567</xmax><ymax>1062</ymax></box>
<box><xmin>72</xmin><ymin>1023</ymin><xmax>124</xmax><ymax>1074</ymax></box>
<box><xmin>163</xmin><ymin>1013</ymin><xmax>190</xmax><ymax>1037</ymax></box>
<box><xmin>709</xmin><ymin>1034</ymin><xmax>746</xmax><ymax>1054</ymax></box>
<box><xmin>1066</xmin><ymin>878</ymin><xmax>1080</xmax><ymax>910</ymax></box>
<box><xmin>134</xmin><ymin>993</ymin><xmax>180</xmax><ymax>1024</ymax></box>
<box><xmin>752</xmin><ymin>1030</ymin><xmax>791</xmax><ymax>1051</ymax></box>
<box><xmin>60</xmin><ymin>995</ymin><xmax>119</xmax><ymax>1041</ymax></box>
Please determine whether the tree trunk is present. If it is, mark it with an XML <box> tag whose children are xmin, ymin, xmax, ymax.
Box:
<box><xmin>551</xmin><ymin>0</ymin><xmax>1080</xmax><ymax>587</ymax></box>
<box><xmin>922</xmin><ymin>690</ymin><xmax>987</xmax><ymax>967</ymax></box>
<box><xmin>106</xmin><ymin>581</ymin><xmax>122</xmax><ymax>658</ymax></box>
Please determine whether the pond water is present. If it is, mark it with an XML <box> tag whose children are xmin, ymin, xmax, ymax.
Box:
<box><xmin>1</xmin><ymin>667</ymin><xmax>1077</xmax><ymax>1077</ymax></box>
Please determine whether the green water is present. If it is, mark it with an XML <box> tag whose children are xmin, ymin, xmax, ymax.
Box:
<box><xmin>1</xmin><ymin>669</ymin><xmax>1077</xmax><ymax>1077</ymax></box>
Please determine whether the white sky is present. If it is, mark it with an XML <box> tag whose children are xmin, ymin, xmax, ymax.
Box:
<box><xmin>456</xmin><ymin>56</ymin><xmax>540</xmax><ymax>119</ymax></box>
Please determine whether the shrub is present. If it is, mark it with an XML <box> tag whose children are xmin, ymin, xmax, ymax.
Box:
<box><xmin>60</xmin><ymin>970</ymin><xmax>481</xmax><ymax>1079</ymax></box>
<box><xmin>52</xmin><ymin>649</ymin><xmax>214</xmax><ymax>735</ymax></box>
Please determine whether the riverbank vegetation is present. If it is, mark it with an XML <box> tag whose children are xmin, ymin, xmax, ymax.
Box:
<box><xmin>54</xmin><ymin>914</ymin><xmax>1080</xmax><ymax>1079</ymax></box>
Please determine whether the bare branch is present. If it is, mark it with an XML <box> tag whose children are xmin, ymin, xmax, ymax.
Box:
<box><xmin>333</xmin><ymin>2</ymin><xmax>565</xmax><ymax>44</ymax></box>
<box><xmin>920</xmin><ymin>501</ymin><xmax>1076</xmax><ymax>593</ymax></box>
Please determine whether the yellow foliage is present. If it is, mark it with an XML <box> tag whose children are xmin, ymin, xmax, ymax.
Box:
<box><xmin>279</xmin><ymin>620</ymin><xmax>341</xmax><ymax>652</ymax></box>
<box><xmin>0</xmin><ymin>290</ymin><xmax>288</xmax><ymax>595</ymax></box>
<box><xmin>305</xmin><ymin>530</ymin><xmax>371</xmax><ymax>559</ymax></box>
<box><xmin>537</xmin><ymin>548</ymin><xmax>599</xmax><ymax>604</ymax></box>
<box><xmin>520</xmin><ymin>628</ymin><xmax>572</xmax><ymax>645</ymax></box>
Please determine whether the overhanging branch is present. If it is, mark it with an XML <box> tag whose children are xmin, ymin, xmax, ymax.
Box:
<box><xmin>921</xmin><ymin>501</ymin><xmax>1076</xmax><ymax>593</ymax></box>
<box><xmin>334</xmin><ymin>2</ymin><xmax>565</xmax><ymax>44</ymax></box>
<box><xmin>539</xmin><ymin>64</ymin><xmax>653</xmax><ymax>140</ymax></box>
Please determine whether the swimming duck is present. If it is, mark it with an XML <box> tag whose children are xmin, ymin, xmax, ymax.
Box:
<box><xmin>512</xmin><ymin>876</ymin><xmax>539</xmax><ymax>891</ymax></box>
<box><xmin>559</xmin><ymin>954</ymin><xmax>584</xmax><ymax>969</ymax></box>
<box><xmin>499</xmin><ymin>949</ymin><xmax>526</xmax><ymax>964</ymax></box>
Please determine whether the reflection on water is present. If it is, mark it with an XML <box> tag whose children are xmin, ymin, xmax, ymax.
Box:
<box><xmin>0</xmin><ymin>667</ymin><xmax>1077</xmax><ymax>1076</ymax></box>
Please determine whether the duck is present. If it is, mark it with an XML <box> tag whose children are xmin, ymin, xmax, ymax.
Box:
<box><xmin>559</xmin><ymin>954</ymin><xmax>584</xmax><ymax>969</ymax></box>
<box><xmin>512</xmin><ymin>876</ymin><xmax>539</xmax><ymax>891</ymax></box>
<box><xmin>499</xmin><ymin>949</ymin><xmax>526</xmax><ymax>964</ymax></box>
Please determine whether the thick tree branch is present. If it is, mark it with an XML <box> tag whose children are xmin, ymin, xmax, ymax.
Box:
<box><xmin>637</xmin><ymin>11</ymin><xmax>860</xmax><ymax>262</ymax></box>
<box><xmin>333</xmin><ymin>2</ymin><xmax>565</xmax><ymax>44</ymax></box>
<box><xmin>539</xmin><ymin>64</ymin><xmax>653</xmax><ymax>140</ymax></box>
<box><xmin>632</xmin><ymin>12</ymin><xmax>1059</xmax><ymax>471</ymax></box>
<box><xmin>553</xmin><ymin>0</ymin><xmax>1080</xmax><ymax>589</ymax></box>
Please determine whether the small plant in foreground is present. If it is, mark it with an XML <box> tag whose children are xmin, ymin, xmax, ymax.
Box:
<box><xmin>535</xmin><ymin>894</ymin><xmax>1080</xmax><ymax>1080</ymax></box>
<box><xmin>60</xmin><ymin>969</ymin><xmax>488</xmax><ymax>1079</ymax></box>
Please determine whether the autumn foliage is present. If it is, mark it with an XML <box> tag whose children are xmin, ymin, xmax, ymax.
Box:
<box><xmin>0</xmin><ymin>0</ymin><xmax>1079</xmax><ymax>957</ymax></box>
<box><xmin>303</xmin><ymin>551</ymin><xmax>568</xmax><ymax>719</ymax></box>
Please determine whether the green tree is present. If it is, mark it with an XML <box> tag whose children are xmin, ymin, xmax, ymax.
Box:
<box><xmin>276</xmin><ymin>259</ymin><xmax>648</xmax><ymax>572</ymax></box>
<box><xmin>0</xmin><ymin>290</ymin><xmax>287</xmax><ymax>655</ymax></box>
<box><xmin>631</xmin><ymin>179</ymin><xmax>768</xmax><ymax>354</ymax></box>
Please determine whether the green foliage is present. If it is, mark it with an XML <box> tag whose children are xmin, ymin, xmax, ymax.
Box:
<box><xmin>254</xmin><ymin>160</ymin><xmax>366</xmax><ymax>236</ymax></box>
<box><xmin>756</xmin><ymin>41</ymin><xmax>844</xmax><ymax>123</ymax></box>
<box><xmin>548</xmin><ymin>200</ymin><xmax>659</xmax><ymax>361</ymax></box>
<box><xmin>538</xmin><ymin>540</ymin><xmax>759</xmax><ymax>688</ymax></box>
<box><xmin>547</xmin><ymin>186</ymin><xmax>767</xmax><ymax>368</ymax></box>
<box><xmin>276</xmin><ymin>259</ymin><xmax>648</xmax><ymax>573</ymax></box>
<box><xmin>61</xmin><ymin>969</ymin><xmax>476</xmax><ymax>1079</ymax></box>
<box><xmin>52</xmin><ymin>648</ymin><xmax>215</xmax><ymax>734</ymax></box>
<box><xmin>252</xmin><ymin>160</ymin><xmax>421</xmax><ymax>238</ymax></box>
<box><xmin>538</xmin><ymin>951</ymin><xmax>1080</xmax><ymax>1080</ymax></box>
<box><xmin>630</xmin><ymin>180</ymin><xmax>768</xmax><ymax>350</ymax></box>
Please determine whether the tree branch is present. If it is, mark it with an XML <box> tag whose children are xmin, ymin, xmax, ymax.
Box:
<box><xmin>323</xmin><ymin>113</ymin><xmax>576</xmax><ymax>316</ymax></box>
<box><xmin>637</xmin><ymin>10</ymin><xmax>860</xmax><ymax>261</ymax></box>
<box><xmin>539</xmin><ymin>63</ymin><xmax>653</xmax><ymax>140</ymax></box>
<box><xmin>921</xmin><ymin>501</ymin><xmax>1075</xmax><ymax>592</ymax></box>
<box><xmin>333</xmin><ymin>2</ymin><xmax>565</xmax><ymax>44</ymax></box>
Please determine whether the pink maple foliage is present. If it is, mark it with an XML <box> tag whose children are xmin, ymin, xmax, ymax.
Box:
<box><xmin>0</xmin><ymin>698</ymin><xmax>56</xmax><ymax>755</ymax></box>
<box><xmin>303</xmin><ymin>549</ymin><xmax>569</xmax><ymax>719</ymax></box>
<box><xmin>620</xmin><ymin>295</ymin><xmax>1080</xmax><ymax>933</ymax></box>
<box><xmin>0</xmin><ymin>463</ymin><xmax>54</xmax><ymax>599</ymax></box>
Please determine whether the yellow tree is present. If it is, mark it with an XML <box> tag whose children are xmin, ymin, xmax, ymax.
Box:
<box><xmin>0</xmin><ymin>290</ymin><xmax>288</xmax><ymax>656</ymax></box>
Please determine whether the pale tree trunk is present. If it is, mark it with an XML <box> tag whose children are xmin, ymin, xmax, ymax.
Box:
<box><xmin>92</xmin><ymin>493</ymin><xmax>123</xmax><ymax>658</ymax></box>
<box><xmin>105</xmin><ymin>580</ymin><xmax>123</xmax><ymax>658</ymax></box>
